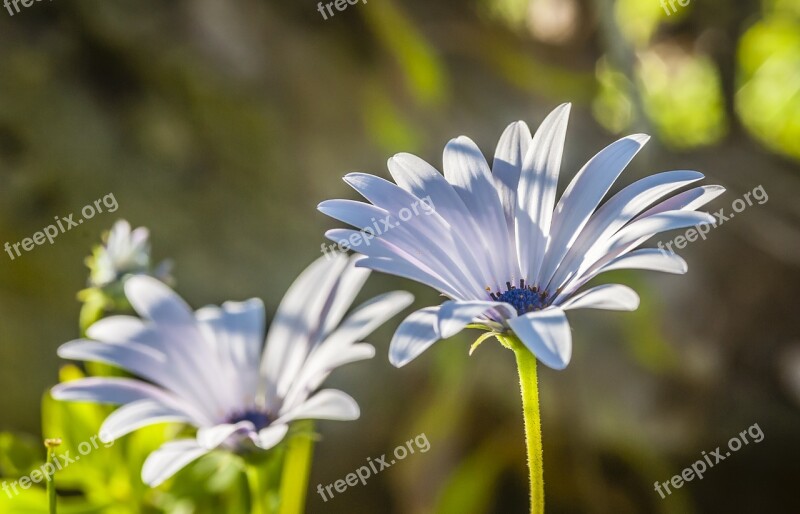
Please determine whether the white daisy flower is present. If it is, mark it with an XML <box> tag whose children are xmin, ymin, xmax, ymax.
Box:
<box><xmin>52</xmin><ymin>254</ymin><xmax>413</xmax><ymax>486</ymax></box>
<box><xmin>320</xmin><ymin>104</ymin><xmax>723</xmax><ymax>370</ymax></box>
<box><xmin>88</xmin><ymin>219</ymin><xmax>172</xmax><ymax>288</ymax></box>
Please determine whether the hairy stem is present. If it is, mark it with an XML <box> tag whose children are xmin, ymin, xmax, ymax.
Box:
<box><xmin>499</xmin><ymin>333</ymin><xmax>545</xmax><ymax>513</ymax></box>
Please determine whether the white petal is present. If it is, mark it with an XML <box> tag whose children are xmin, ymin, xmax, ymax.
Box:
<box><xmin>508</xmin><ymin>308</ymin><xmax>572</xmax><ymax>370</ymax></box>
<box><xmin>557</xmin><ymin>284</ymin><xmax>640</xmax><ymax>311</ymax></box>
<box><xmin>598</xmin><ymin>248</ymin><xmax>688</xmax><ymax>275</ymax></box>
<box><xmin>255</xmin><ymin>424</ymin><xmax>290</xmax><ymax>450</ymax></box>
<box><xmin>284</xmin><ymin>344</ymin><xmax>376</xmax><ymax>409</ymax></box>
<box><xmin>444</xmin><ymin>136</ymin><xmax>514</xmax><ymax>287</ymax></box>
<box><xmin>387</xmin><ymin>153</ymin><xmax>497</xmax><ymax>288</ymax></box>
<box><xmin>493</xmin><ymin>121</ymin><xmax>532</xmax><ymax>234</ymax></box>
<box><xmin>121</xmin><ymin>278</ymin><xmax>228</xmax><ymax>412</ymax></box>
<box><xmin>197</xmin><ymin>422</ymin><xmax>255</xmax><ymax>450</ymax></box>
<box><xmin>389</xmin><ymin>306</ymin><xmax>441</xmax><ymax>368</ymax></box>
<box><xmin>276</xmin><ymin>389</ymin><xmax>360</xmax><ymax>423</ymax></box>
<box><xmin>318</xmin><ymin>198</ymin><xmax>390</xmax><ymax>229</ymax></box>
<box><xmin>124</xmin><ymin>276</ymin><xmax>195</xmax><ymax>325</ymax></box>
<box><xmin>70</xmin><ymin>323</ymin><xmax>235</xmax><ymax>423</ymax></box>
<box><xmin>587</xmin><ymin>170</ymin><xmax>704</xmax><ymax>234</ymax></box>
<box><xmin>492</xmin><ymin>121</ymin><xmax>531</xmax><ymax>280</ymax></box>
<box><xmin>50</xmin><ymin>377</ymin><xmax>196</xmax><ymax>416</ymax></box>
<box><xmin>129</xmin><ymin>226</ymin><xmax>151</xmax><ymax>249</ymax></box>
<box><xmin>142</xmin><ymin>440</ymin><xmax>210</xmax><ymax>487</ymax></box>
<box><xmin>437</xmin><ymin>300</ymin><xmax>517</xmax><ymax>339</ymax></box>
<box><xmin>57</xmin><ymin>340</ymin><xmax>169</xmax><ymax>388</ymax></box>
<box><xmin>100</xmin><ymin>399</ymin><xmax>194</xmax><ymax>442</ymax></box>
<box><xmin>57</xmin><ymin>340</ymin><xmax>217</xmax><ymax>415</ymax></box>
<box><xmin>320</xmin><ymin>199</ymin><xmax>480</xmax><ymax>299</ymax></box>
<box><xmin>261</xmin><ymin>255</ymin><xmax>349</xmax><ymax>405</ymax></box>
<box><xmin>322</xmin><ymin>256</ymin><xmax>372</xmax><ymax>335</ymax></box>
<box><xmin>110</xmin><ymin>219</ymin><xmax>131</xmax><ymax>240</ymax></box>
<box><xmin>558</xmin><ymin>250</ymin><xmax>688</xmax><ymax>302</ymax></box>
<box><xmin>86</xmin><ymin>315</ymin><xmax>148</xmax><ymax>343</ymax></box>
<box><xmin>516</xmin><ymin>104</ymin><xmax>571</xmax><ymax>281</ymax></box>
<box><xmin>284</xmin><ymin>290</ymin><xmax>412</xmax><ymax>405</ymax></box>
<box><xmin>539</xmin><ymin>134</ymin><xmax>650</xmax><ymax>287</ymax></box>
<box><xmin>603</xmin><ymin>210</ymin><xmax>715</xmax><ymax>257</ymax></box>
<box><xmin>636</xmin><ymin>185</ymin><xmax>726</xmax><ymax>219</ymax></box>
<box><xmin>545</xmin><ymin>170</ymin><xmax>702</xmax><ymax>291</ymax></box>
<box><xmin>195</xmin><ymin>298</ymin><xmax>265</xmax><ymax>409</ymax></box>
<box><xmin>561</xmin><ymin>210</ymin><xmax>715</xmax><ymax>297</ymax></box>
<box><xmin>351</xmin><ymin>252</ymin><xmax>462</xmax><ymax>299</ymax></box>
<box><xmin>195</xmin><ymin>299</ymin><xmax>264</xmax><ymax>369</ymax></box>
<box><xmin>343</xmin><ymin>172</ymin><xmax>489</xmax><ymax>296</ymax></box>
<box><xmin>321</xmin><ymin>291</ymin><xmax>414</xmax><ymax>354</ymax></box>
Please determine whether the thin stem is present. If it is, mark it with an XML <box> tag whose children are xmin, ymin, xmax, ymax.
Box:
<box><xmin>246</xmin><ymin>462</ymin><xmax>269</xmax><ymax>514</ymax></box>
<box><xmin>278</xmin><ymin>421</ymin><xmax>315</xmax><ymax>514</ymax></box>
<box><xmin>499</xmin><ymin>334</ymin><xmax>545</xmax><ymax>513</ymax></box>
<box><xmin>44</xmin><ymin>438</ymin><xmax>62</xmax><ymax>514</ymax></box>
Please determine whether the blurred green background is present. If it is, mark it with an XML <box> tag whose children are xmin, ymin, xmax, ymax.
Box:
<box><xmin>1</xmin><ymin>0</ymin><xmax>799</xmax><ymax>512</ymax></box>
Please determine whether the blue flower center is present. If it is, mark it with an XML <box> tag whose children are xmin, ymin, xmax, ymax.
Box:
<box><xmin>227</xmin><ymin>409</ymin><xmax>272</xmax><ymax>431</ymax></box>
<box><xmin>490</xmin><ymin>280</ymin><xmax>550</xmax><ymax>315</ymax></box>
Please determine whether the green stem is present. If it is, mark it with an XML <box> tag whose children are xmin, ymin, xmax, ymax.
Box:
<box><xmin>44</xmin><ymin>438</ymin><xmax>61</xmax><ymax>514</ymax></box>
<box><xmin>499</xmin><ymin>334</ymin><xmax>545</xmax><ymax>513</ymax></box>
<box><xmin>246</xmin><ymin>462</ymin><xmax>270</xmax><ymax>514</ymax></box>
<box><xmin>278</xmin><ymin>421</ymin><xmax>315</xmax><ymax>514</ymax></box>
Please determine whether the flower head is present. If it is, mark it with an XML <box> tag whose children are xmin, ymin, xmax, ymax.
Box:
<box><xmin>320</xmin><ymin>104</ymin><xmax>723</xmax><ymax>370</ymax></box>
<box><xmin>52</xmin><ymin>254</ymin><xmax>413</xmax><ymax>486</ymax></box>
<box><xmin>87</xmin><ymin>219</ymin><xmax>172</xmax><ymax>288</ymax></box>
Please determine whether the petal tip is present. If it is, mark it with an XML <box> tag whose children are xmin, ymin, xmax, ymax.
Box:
<box><xmin>392</xmin><ymin>290</ymin><xmax>415</xmax><ymax>307</ymax></box>
<box><xmin>388</xmin><ymin>352</ymin><xmax>408</xmax><ymax>368</ymax></box>
<box><xmin>49</xmin><ymin>384</ymin><xmax>66</xmax><ymax>400</ymax></box>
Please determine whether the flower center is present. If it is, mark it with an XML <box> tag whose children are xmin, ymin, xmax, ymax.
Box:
<box><xmin>489</xmin><ymin>280</ymin><xmax>550</xmax><ymax>315</ymax></box>
<box><xmin>227</xmin><ymin>409</ymin><xmax>272</xmax><ymax>431</ymax></box>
